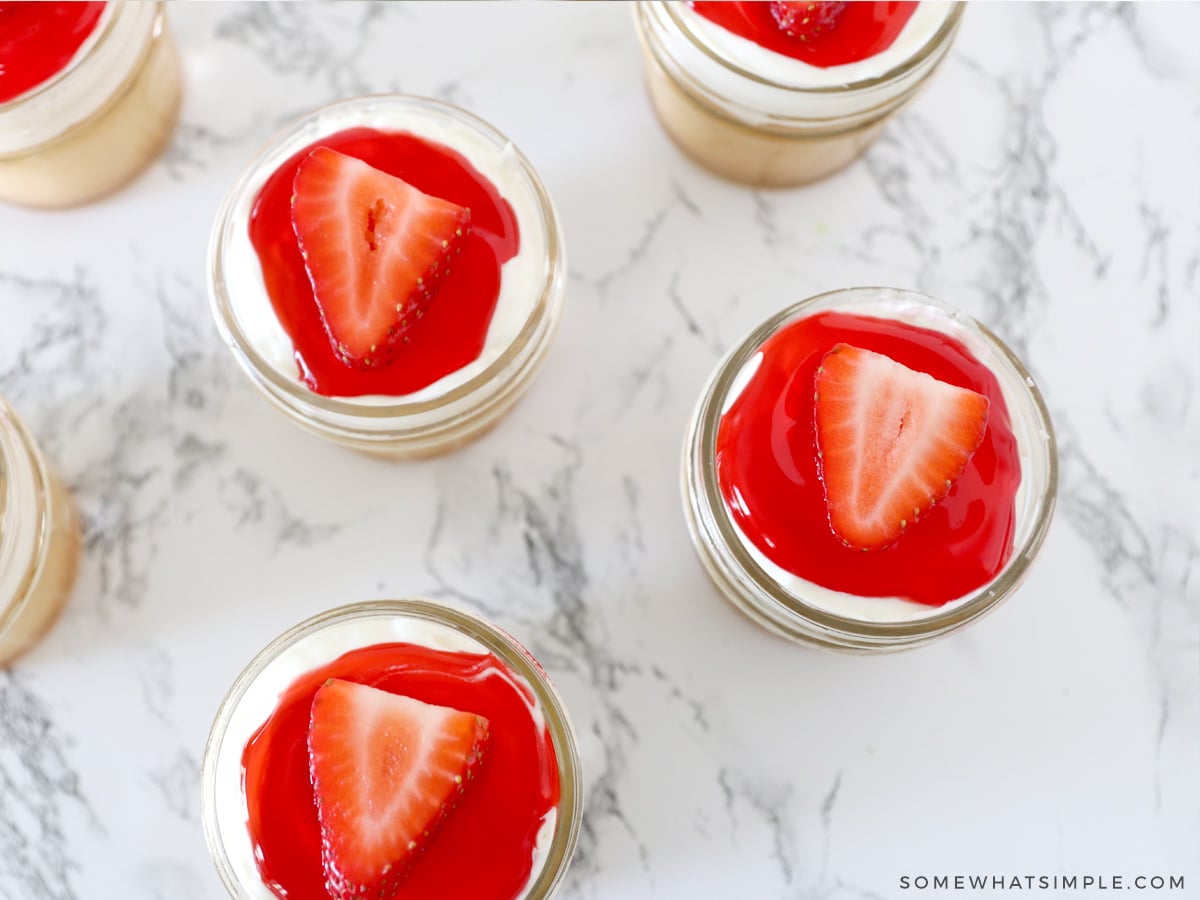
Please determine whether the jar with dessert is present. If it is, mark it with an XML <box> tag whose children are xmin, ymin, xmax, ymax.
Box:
<box><xmin>208</xmin><ymin>94</ymin><xmax>567</xmax><ymax>459</ymax></box>
<box><xmin>0</xmin><ymin>1</ymin><xmax>183</xmax><ymax>208</ymax></box>
<box><xmin>682</xmin><ymin>287</ymin><xmax>1057</xmax><ymax>651</ymax></box>
<box><xmin>0</xmin><ymin>396</ymin><xmax>81</xmax><ymax>665</ymax></box>
<box><xmin>201</xmin><ymin>598</ymin><xmax>582</xmax><ymax>900</ymax></box>
<box><xmin>634</xmin><ymin>1</ymin><xmax>965</xmax><ymax>187</ymax></box>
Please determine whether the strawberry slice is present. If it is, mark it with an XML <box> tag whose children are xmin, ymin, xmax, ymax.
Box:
<box><xmin>308</xmin><ymin>678</ymin><xmax>489</xmax><ymax>900</ymax></box>
<box><xmin>769</xmin><ymin>1</ymin><xmax>847</xmax><ymax>41</ymax></box>
<box><xmin>813</xmin><ymin>343</ymin><xmax>990</xmax><ymax>550</ymax></box>
<box><xmin>291</xmin><ymin>147</ymin><xmax>471</xmax><ymax>370</ymax></box>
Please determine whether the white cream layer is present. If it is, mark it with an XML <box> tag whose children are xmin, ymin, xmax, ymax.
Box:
<box><xmin>720</xmin><ymin>290</ymin><xmax>1041</xmax><ymax>625</ymax></box>
<box><xmin>212</xmin><ymin>613</ymin><xmax>556</xmax><ymax>899</ymax></box>
<box><xmin>662</xmin><ymin>1</ymin><xmax>957</xmax><ymax>121</ymax></box>
<box><xmin>224</xmin><ymin>100</ymin><xmax>548</xmax><ymax>404</ymax></box>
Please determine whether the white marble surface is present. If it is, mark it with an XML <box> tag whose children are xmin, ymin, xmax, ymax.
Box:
<box><xmin>1</xmin><ymin>2</ymin><xmax>1197</xmax><ymax>898</ymax></box>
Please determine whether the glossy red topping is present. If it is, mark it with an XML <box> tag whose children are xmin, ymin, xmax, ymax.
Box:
<box><xmin>243</xmin><ymin>642</ymin><xmax>559</xmax><ymax>900</ymax></box>
<box><xmin>0</xmin><ymin>2</ymin><xmax>106</xmax><ymax>103</ymax></box>
<box><xmin>690</xmin><ymin>1</ymin><xmax>918</xmax><ymax>68</ymax></box>
<box><xmin>248</xmin><ymin>128</ymin><xmax>520</xmax><ymax>397</ymax></box>
<box><xmin>716</xmin><ymin>310</ymin><xmax>1022</xmax><ymax>606</ymax></box>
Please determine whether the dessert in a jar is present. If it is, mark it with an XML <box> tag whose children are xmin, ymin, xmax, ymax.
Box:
<box><xmin>682</xmin><ymin>287</ymin><xmax>1057</xmax><ymax>651</ymax></box>
<box><xmin>634</xmin><ymin>1</ymin><xmax>964</xmax><ymax>186</ymax></box>
<box><xmin>0</xmin><ymin>1</ymin><xmax>182</xmax><ymax>208</ymax></box>
<box><xmin>201</xmin><ymin>599</ymin><xmax>581</xmax><ymax>900</ymax></box>
<box><xmin>0</xmin><ymin>396</ymin><xmax>82</xmax><ymax>664</ymax></box>
<box><xmin>208</xmin><ymin>95</ymin><xmax>567</xmax><ymax>458</ymax></box>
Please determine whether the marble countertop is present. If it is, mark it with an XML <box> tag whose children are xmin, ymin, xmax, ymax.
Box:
<box><xmin>1</xmin><ymin>2</ymin><xmax>1197</xmax><ymax>898</ymax></box>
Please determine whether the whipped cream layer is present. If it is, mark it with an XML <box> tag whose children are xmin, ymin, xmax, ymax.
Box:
<box><xmin>223</xmin><ymin>98</ymin><xmax>549</xmax><ymax>404</ymax></box>
<box><xmin>211</xmin><ymin>611</ymin><xmax>556</xmax><ymax>900</ymax></box>
<box><xmin>719</xmin><ymin>290</ymin><xmax>1044</xmax><ymax>625</ymax></box>
<box><xmin>661</xmin><ymin>1</ymin><xmax>958</xmax><ymax>121</ymax></box>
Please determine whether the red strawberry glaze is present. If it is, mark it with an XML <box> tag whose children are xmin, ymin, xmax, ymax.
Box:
<box><xmin>242</xmin><ymin>642</ymin><xmax>560</xmax><ymax>900</ymax></box>
<box><xmin>716</xmin><ymin>310</ymin><xmax>1022</xmax><ymax>607</ymax></box>
<box><xmin>248</xmin><ymin>128</ymin><xmax>520</xmax><ymax>397</ymax></box>
<box><xmin>0</xmin><ymin>2</ymin><xmax>106</xmax><ymax>103</ymax></box>
<box><xmin>690</xmin><ymin>2</ymin><xmax>918</xmax><ymax>69</ymax></box>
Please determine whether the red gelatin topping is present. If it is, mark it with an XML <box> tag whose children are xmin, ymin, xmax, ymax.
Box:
<box><xmin>248</xmin><ymin>128</ymin><xmax>521</xmax><ymax>397</ymax></box>
<box><xmin>0</xmin><ymin>1</ymin><xmax>106</xmax><ymax>103</ymax></box>
<box><xmin>716</xmin><ymin>310</ymin><xmax>1022</xmax><ymax>606</ymax></box>
<box><xmin>690</xmin><ymin>1</ymin><xmax>919</xmax><ymax>69</ymax></box>
<box><xmin>242</xmin><ymin>642</ymin><xmax>560</xmax><ymax>900</ymax></box>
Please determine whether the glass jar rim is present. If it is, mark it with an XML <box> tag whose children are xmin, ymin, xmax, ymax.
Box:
<box><xmin>207</xmin><ymin>94</ymin><xmax>564</xmax><ymax>423</ymax></box>
<box><xmin>0</xmin><ymin>2</ymin><xmax>166</xmax><ymax>159</ymax></box>
<box><xmin>687</xmin><ymin>286</ymin><xmax>1058</xmax><ymax>646</ymax></box>
<box><xmin>0</xmin><ymin>400</ymin><xmax>51</xmax><ymax>636</ymax></box>
<box><xmin>652</xmin><ymin>1</ymin><xmax>966</xmax><ymax>96</ymax></box>
<box><xmin>200</xmin><ymin>597</ymin><xmax>583</xmax><ymax>899</ymax></box>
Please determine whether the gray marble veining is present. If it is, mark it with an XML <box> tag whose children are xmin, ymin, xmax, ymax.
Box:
<box><xmin>0</xmin><ymin>3</ymin><xmax>1196</xmax><ymax>899</ymax></box>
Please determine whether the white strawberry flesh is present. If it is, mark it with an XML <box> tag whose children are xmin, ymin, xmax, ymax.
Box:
<box><xmin>291</xmin><ymin>147</ymin><xmax>471</xmax><ymax>370</ymax></box>
<box><xmin>307</xmin><ymin>678</ymin><xmax>489</xmax><ymax>900</ymax></box>
<box><xmin>813</xmin><ymin>343</ymin><xmax>990</xmax><ymax>550</ymax></box>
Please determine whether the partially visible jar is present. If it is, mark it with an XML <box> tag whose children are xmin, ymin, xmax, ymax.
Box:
<box><xmin>633</xmin><ymin>2</ymin><xmax>965</xmax><ymax>187</ymax></box>
<box><xmin>208</xmin><ymin>95</ymin><xmax>567</xmax><ymax>459</ymax></box>
<box><xmin>0</xmin><ymin>397</ymin><xmax>81</xmax><ymax>665</ymax></box>
<box><xmin>0</xmin><ymin>2</ymin><xmax>182</xmax><ymax>208</ymax></box>
<box><xmin>201</xmin><ymin>598</ymin><xmax>583</xmax><ymax>899</ymax></box>
<box><xmin>682</xmin><ymin>287</ymin><xmax>1057</xmax><ymax>652</ymax></box>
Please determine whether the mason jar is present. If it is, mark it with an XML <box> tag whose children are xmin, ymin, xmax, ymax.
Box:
<box><xmin>0</xmin><ymin>2</ymin><xmax>182</xmax><ymax>208</ymax></box>
<box><xmin>201</xmin><ymin>598</ymin><xmax>582</xmax><ymax>899</ymax></box>
<box><xmin>682</xmin><ymin>287</ymin><xmax>1057</xmax><ymax>651</ymax></box>
<box><xmin>0</xmin><ymin>397</ymin><xmax>81</xmax><ymax>664</ymax></box>
<box><xmin>208</xmin><ymin>95</ymin><xmax>567</xmax><ymax>459</ymax></box>
<box><xmin>634</xmin><ymin>2</ymin><xmax>965</xmax><ymax>187</ymax></box>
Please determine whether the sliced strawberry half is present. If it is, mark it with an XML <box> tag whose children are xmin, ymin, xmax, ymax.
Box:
<box><xmin>769</xmin><ymin>1</ymin><xmax>847</xmax><ymax>41</ymax></box>
<box><xmin>291</xmin><ymin>147</ymin><xmax>471</xmax><ymax>370</ymax></box>
<box><xmin>308</xmin><ymin>678</ymin><xmax>490</xmax><ymax>900</ymax></box>
<box><xmin>813</xmin><ymin>343</ymin><xmax>990</xmax><ymax>550</ymax></box>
